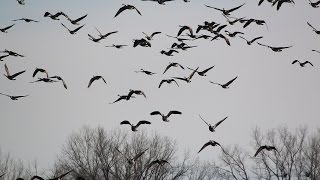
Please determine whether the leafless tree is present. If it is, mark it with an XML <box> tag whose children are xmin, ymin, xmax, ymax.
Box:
<box><xmin>0</xmin><ymin>148</ymin><xmax>30</xmax><ymax>179</ymax></box>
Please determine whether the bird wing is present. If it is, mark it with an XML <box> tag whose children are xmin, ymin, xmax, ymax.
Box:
<box><xmin>279</xmin><ymin>46</ymin><xmax>292</xmax><ymax>49</ymax></box>
<box><xmin>158</xmin><ymin>80</ymin><xmax>166</xmax><ymax>88</ymax></box>
<box><xmin>224</xmin><ymin>76</ymin><xmax>238</xmax><ymax>87</ymax></box>
<box><xmin>188</xmin><ymin>67</ymin><xmax>199</xmax><ymax>80</ymax></box>
<box><xmin>150</xmin><ymin>111</ymin><xmax>162</xmax><ymax>116</ymax></box>
<box><xmin>14</xmin><ymin>95</ymin><xmax>28</xmax><ymax>98</ymax></box>
<box><xmin>72</xmin><ymin>14</ymin><xmax>88</xmax><ymax>24</ymax></box>
<box><xmin>254</xmin><ymin>146</ymin><xmax>265</xmax><ymax>157</ymax></box>
<box><xmin>72</xmin><ymin>24</ymin><xmax>85</xmax><ymax>33</ymax></box>
<box><xmin>258</xmin><ymin>0</ymin><xmax>265</xmax><ymax>5</ymax></box>
<box><xmin>133</xmin><ymin>149</ymin><xmax>148</xmax><ymax>161</ymax></box>
<box><xmin>31</xmin><ymin>175</ymin><xmax>45</xmax><ymax>180</ymax></box>
<box><xmin>204</xmin><ymin>5</ymin><xmax>223</xmax><ymax>11</ymax></box>
<box><xmin>134</xmin><ymin>6</ymin><xmax>142</xmax><ymax>16</ymax></box>
<box><xmin>292</xmin><ymin>60</ymin><xmax>299</xmax><ymax>64</ymax></box>
<box><xmin>167</xmin><ymin>110</ymin><xmax>182</xmax><ymax>117</ymax></box>
<box><xmin>177</xmin><ymin>26</ymin><xmax>188</xmax><ymax>36</ymax></box>
<box><xmin>307</xmin><ymin>22</ymin><xmax>317</xmax><ymax>31</ymax></box>
<box><xmin>114</xmin><ymin>5</ymin><xmax>128</xmax><ymax>17</ymax></box>
<box><xmin>150</xmin><ymin>31</ymin><xmax>161</xmax><ymax>38</ymax></box>
<box><xmin>87</xmin><ymin>77</ymin><xmax>95</xmax><ymax>88</ymax></box>
<box><xmin>198</xmin><ymin>141</ymin><xmax>211</xmax><ymax>153</ymax></box>
<box><xmin>163</xmin><ymin>64</ymin><xmax>173</xmax><ymax>74</ymax></box>
<box><xmin>228</xmin><ymin>3</ymin><xmax>245</xmax><ymax>13</ymax></box>
<box><xmin>213</xmin><ymin>116</ymin><xmax>228</xmax><ymax>129</ymax></box>
<box><xmin>101</xmin><ymin>77</ymin><xmax>107</xmax><ymax>84</ymax></box>
<box><xmin>136</xmin><ymin>120</ymin><xmax>151</xmax><ymax>127</ymax></box>
<box><xmin>2</xmin><ymin>24</ymin><xmax>15</xmax><ymax>31</ymax></box>
<box><xmin>251</xmin><ymin>36</ymin><xmax>263</xmax><ymax>43</ymax></box>
<box><xmin>239</xmin><ymin>36</ymin><xmax>247</xmax><ymax>42</ymax></box>
<box><xmin>172</xmin><ymin>77</ymin><xmax>187</xmax><ymax>82</ymax></box>
<box><xmin>0</xmin><ymin>92</ymin><xmax>10</xmax><ymax>97</ymax></box>
<box><xmin>216</xmin><ymin>24</ymin><xmax>227</xmax><ymax>33</ymax></box>
<box><xmin>172</xmin><ymin>79</ymin><xmax>179</xmax><ymax>87</ymax></box>
<box><xmin>200</xmin><ymin>66</ymin><xmax>214</xmax><ymax>74</ymax></box>
<box><xmin>199</xmin><ymin>115</ymin><xmax>210</xmax><ymax>126</ymax></box>
<box><xmin>52</xmin><ymin>170</ymin><xmax>73</xmax><ymax>180</ymax></box>
<box><xmin>120</xmin><ymin>120</ymin><xmax>132</xmax><ymax>125</ymax></box>
<box><xmin>105</xmin><ymin>31</ymin><xmax>118</xmax><ymax>38</ymax></box>
<box><xmin>61</xmin><ymin>23</ymin><xmax>70</xmax><ymax>32</ymax></box>
<box><xmin>60</xmin><ymin>78</ymin><xmax>68</xmax><ymax>89</ymax></box>
<box><xmin>4</xmin><ymin>64</ymin><xmax>10</xmax><ymax>76</ymax></box>
<box><xmin>257</xmin><ymin>42</ymin><xmax>268</xmax><ymax>47</ymax></box>
<box><xmin>243</xmin><ymin>19</ymin><xmax>254</xmax><ymax>28</ymax></box>
<box><xmin>11</xmin><ymin>70</ymin><xmax>26</xmax><ymax>79</ymax></box>
<box><xmin>306</xmin><ymin>61</ymin><xmax>314</xmax><ymax>66</ymax></box>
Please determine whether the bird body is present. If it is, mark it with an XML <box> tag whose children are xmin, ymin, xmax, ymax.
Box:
<box><xmin>160</xmin><ymin>49</ymin><xmax>179</xmax><ymax>56</ymax></box>
<box><xmin>133</xmin><ymin>38</ymin><xmax>151</xmax><ymax>47</ymax></box>
<box><xmin>13</xmin><ymin>18</ymin><xmax>39</xmax><ymax>23</ymax></box>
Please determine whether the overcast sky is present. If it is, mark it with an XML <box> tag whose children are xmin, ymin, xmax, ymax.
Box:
<box><xmin>0</xmin><ymin>0</ymin><xmax>319</xmax><ymax>170</ymax></box>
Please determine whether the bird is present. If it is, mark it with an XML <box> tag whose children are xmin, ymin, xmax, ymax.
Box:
<box><xmin>99</xmin><ymin>31</ymin><xmax>118</xmax><ymax>39</ymax></box>
<box><xmin>126</xmin><ymin>89</ymin><xmax>147</xmax><ymax>100</ymax></box>
<box><xmin>133</xmin><ymin>38</ymin><xmax>151</xmax><ymax>47</ymax></box>
<box><xmin>67</xmin><ymin>14</ymin><xmax>88</xmax><ymax>25</ymax></box>
<box><xmin>177</xmin><ymin>25</ymin><xmax>194</xmax><ymax>37</ymax></box>
<box><xmin>160</xmin><ymin>49</ymin><xmax>179</xmax><ymax>56</ymax></box>
<box><xmin>114</xmin><ymin>4</ymin><xmax>142</xmax><ymax>17</ymax></box>
<box><xmin>13</xmin><ymin>18</ymin><xmax>39</xmax><ymax>23</ymax></box>
<box><xmin>204</xmin><ymin>3</ymin><xmax>245</xmax><ymax>16</ymax></box>
<box><xmin>239</xmin><ymin>36</ymin><xmax>263</xmax><ymax>45</ymax></box>
<box><xmin>158</xmin><ymin>79</ymin><xmax>179</xmax><ymax>88</ymax></box>
<box><xmin>225</xmin><ymin>30</ymin><xmax>244</xmax><ymax>38</ymax></box>
<box><xmin>257</xmin><ymin>42</ymin><xmax>292</xmax><ymax>52</ymax></box>
<box><xmin>2</xmin><ymin>49</ymin><xmax>24</xmax><ymax>57</ymax></box>
<box><xmin>172</xmin><ymin>67</ymin><xmax>199</xmax><ymax>83</ymax></box>
<box><xmin>50</xmin><ymin>76</ymin><xmax>68</xmax><ymax>89</ymax></box>
<box><xmin>258</xmin><ymin>0</ymin><xmax>275</xmax><ymax>6</ymax></box>
<box><xmin>141</xmin><ymin>0</ymin><xmax>174</xmax><ymax>5</ymax></box>
<box><xmin>3</xmin><ymin>64</ymin><xmax>25</xmax><ymax>80</ymax></box>
<box><xmin>16</xmin><ymin>0</ymin><xmax>25</xmax><ymax>5</ymax></box>
<box><xmin>0</xmin><ymin>93</ymin><xmax>28</xmax><ymax>100</ymax></box>
<box><xmin>109</xmin><ymin>94</ymin><xmax>135</xmax><ymax>104</ymax></box>
<box><xmin>187</xmin><ymin>65</ymin><xmax>214</xmax><ymax>76</ymax></box>
<box><xmin>135</xmin><ymin>69</ymin><xmax>156</xmax><ymax>75</ymax></box>
<box><xmin>120</xmin><ymin>120</ymin><xmax>151</xmax><ymax>131</ymax></box>
<box><xmin>0</xmin><ymin>24</ymin><xmax>15</xmax><ymax>33</ymax></box>
<box><xmin>32</xmin><ymin>68</ymin><xmax>49</xmax><ymax>78</ymax></box>
<box><xmin>150</xmin><ymin>110</ymin><xmax>182</xmax><ymax>122</ymax></box>
<box><xmin>308</xmin><ymin>0</ymin><xmax>320</xmax><ymax>8</ymax></box>
<box><xmin>211</xmin><ymin>33</ymin><xmax>231</xmax><ymax>46</ymax></box>
<box><xmin>88</xmin><ymin>76</ymin><xmax>107</xmax><ymax>88</ymax></box>
<box><xmin>272</xmin><ymin>0</ymin><xmax>295</xmax><ymax>10</ymax></box>
<box><xmin>254</xmin><ymin>145</ymin><xmax>278</xmax><ymax>157</ymax></box>
<box><xmin>105</xmin><ymin>44</ymin><xmax>128</xmax><ymax>49</ymax></box>
<box><xmin>171</xmin><ymin>42</ymin><xmax>196</xmax><ymax>50</ymax></box>
<box><xmin>61</xmin><ymin>23</ymin><xmax>85</xmax><ymax>35</ymax></box>
<box><xmin>0</xmin><ymin>55</ymin><xmax>9</xmax><ymax>61</ymax></box>
<box><xmin>199</xmin><ymin>115</ymin><xmax>228</xmax><ymax>132</ymax></box>
<box><xmin>115</xmin><ymin>147</ymin><xmax>148</xmax><ymax>164</ymax></box>
<box><xmin>44</xmin><ymin>11</ymin><xmax>68</xmax><ymax>20</ymax></box>
<box><xmin>198</xmin><ymin>140</ymin><xmax>221</xmax><ymax>153</ymax></box>
<box><xmin>88</xmin><ymin>34</ymin><xmax>104</xmax><ymax>43</ymax></box>
<box><xmin>143</xmin><ymin>31</ymin><xmax>161</xmax><ymax>40</ymax></box>
<box><xmin>307</xmin><ymin>22</ymin><xmax>320</xmax><ymax>34</ymax></box>
<box><xmin>29</xmin><ymin>77</ymin><xmax>57</xmax><ymax>84</ymax></box>
<box><xmin>31</xmin><ymin>170</ymin><xmax>73</xmax><ymax>180</ymax></box>
<box><xmin>210</xmin><ymin>76</ymin><xmax>238</xmax><ymax>89</ymax></box>
<box><xmin>292</xmin><ymin>60</ymin><xmax>313</xmax><ymax>67</ymax></box>
<box><xmin>163</xmin><ymin>62</ymin><xmax>184</xmax><ymax>74</ymax></box>
<box><xmin>147</xmin><ymin>159</ymin><xmax>170</xmax><ymax>169</ymax></box>
<box><xmin>312</xmin><ymin>49</ymin><xmax>320</xmax><ymax>53</ymax></box>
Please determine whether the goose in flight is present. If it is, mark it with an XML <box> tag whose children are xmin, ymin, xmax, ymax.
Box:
<box><xmin>105</xmin><ymin>44</ymin><xmax>127</xmax><ymax>49</ymax></box>
<box><xmin>163</xmin><ymin>62</ymin><xmax>184</xmax><ymax>74</ymax></box>
<box><xmin>0</xmin><ymin>55</ymin><xmax>9</xmax><ymax>61</ymax></box>
<box><xmin>88</xmin><ymin>76</ymin><xmax>107</xmax><ymax>88</ymax></box>
<box><xmin>44</xmin><ymin>11</ymin><xmax>68</xmax><ymax>20</ymax></box>
<box><xmin>30</xmin><ymin>77</ymin><xmax>57</xmax><ymax>83</ymax></box>
<box><xmin>225</xmin><ymin>30</ymin><xmax>244</xmax><ymax>38</ymax></box>
<box><xmin>307</xmin><ymin>22</ymin><xmax>320</xmax><ymax>34</ymax></box>
<box><xmin>147</xmin><ymin>159</ymin><xmax>170</xmax><ymax>168</ymax></box>
<box><xmin>171</xmin><ymin>42</ymin><xmax>196</xmax><ymax>51</ymax></box>
<box><xmin>239</xmin><ymin>36</ymin><xmax>263</xmax><ymax>45</ymax></box>
<box><xmin>312</xmin><ymin>49</ymin><xmax>320</xmax><ymax>53</ymax></box>
<box><xmin>120</xmin><ymin>120</ymin><xmax>151</xmax><ymax>131</ymax></box>
<box><xmin>172</xmin><ymin>67</ymin><xmax>199</xmax><ymax>83</ymax></box>
<box><xmin>2</xmin><ymin>49</ymin><xmax>24</xmax><ymax>57</ymax></box>
<box><xmin>292</xmin><ymin>60</ymin><xmax>313</xmax><ymax>67</ymax></box>
<box><xmin>3</xmin><ymin>64</ymin><xmax>25</xmax><ymax>80</ymax></box>
<box><xmin>135</xmin><ymin>68</ymin><xmax>156</xmax><ymax>75</ymax></box>
<box><xmin>150</xmin><ymin>110</ymin><xmax>182</xmax><ymax>122</ymax></box>
<box><xmin>160</xmin><ymin>49</ymin><xmax>179</xmax><ymax>56</ymax></box>
<box><xmin>13</xmin><ymin>18</ymin><xmax>39</xmax><ymax>23</ymax></box>
<box><xmin>31</xmin><ymin>170</ymin><xmax>73</xmax><ymax>180</ymax></box>
<box><xmin>33</xmin><ymin>68</ymin><xmax>49</xmax><ymax>78</ymax></box>
<box><xmin>67</xmin><ymin>14</ymin><xmax>88</xmax><ymax>25</ymax></box>
<box><xmin>143</xmin><ymin>31</ymin><xmax>161</xmax><ymax>40</ymax></box>
<box><xmin>126</xmin><ymin>89</ymin><xmax>147</xmax><ymax>100</ymax></box>
<box><xmin>17</xmin><ymin>0</ymin><xmax>25</xmax><ymax>5</ymax></box>
<box><xmin>110</xmin><ymin>94</ymin><xmax>135</xmax><ymax>104</ymax></box>
<box><xmin>210</xmin><ymin>76</ymin><xmax>238</xmax><ymax>89</ymax></box>
<box><xmin>61</xmin><ymin>23</ymin><xmax>85</xmax><ymax>35</ymax></box>
<box><xmin>0</xmin><ymin>93</ymin><xmax>28</xmax><ymax>100</ymax></box>
<box><xmin>115</xmin><ymin>147</ymin><xmax>148</xmax><ymax>164</ymax></box>
<box><xmin>141</xmin><ymin>0</ymin><xmax>174</xmax><ymax>5</ymax></box>
<box><xmin>50</xmin><ymin>76</ymin><xmax>67</xmax><ymax>89</ymax></box>
<box><xmin>254</xmin><ymin>145</ymin><xmax>278</xmax><ymax>157</ymax></box>
<box><xmin>199</xmin><ymin>115</ymin><xmax>227</xmax><ymax>132</ymax></box>
<box><xmin>187</xmin><ymin>65</ymin><xmax>214</xmax><ymax>76</ymax></box>
<box><xmin>308</xmin><ymin>0</ymin><xmax>320</xmax><ymax>7</ymax></box>
<box><xmin>99</xmin><ymin>30</ymin><xmax>118</xmax><ymax>39</ymax></box>
<box><xmin>204</xmin><ymin>3</ymin><xmax>245</xmax><ymax>16</ymax></box>
<box><xmin>272</xmin><ymin>0</ymin><xmax>295</xmax><ymax>10</ymax></box>
<box><xmin>0</xmin><ymin>24</ymin><xmax>15</xmax><ymax>33</ymax></box>
<box><xmin>177</xmin><ymin>25</ymin><xmax>194</xmax><ymax>37</ymax></box>
<box><xmin>133</xmin><ymin>38</ymin><xmax>151</xmax><ymax>47</ymax></box>
<box><xmin>257</xmin><ymin>42</ymin><xmax>292</xmax><ymax>52</ymax></box>
<box><xmin>158</xmin><ymin>79</ymin><xmax>179</xmax><ymax>88</ymax></box>
<box><xmin>198</xmin><ymin>140</ymin><xmax>221</xmax><ymax>153</ymax></box>
<box><xmin>114</xmin><ymin>4</ymin><xmax>142</xmax><ymax>17</ymax></box>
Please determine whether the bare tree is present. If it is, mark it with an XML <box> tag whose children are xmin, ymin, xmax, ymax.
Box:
<box><xmin>0</xmin><ymin>148</ymin><xmax>29</xmax><ymax>180</ymax></box>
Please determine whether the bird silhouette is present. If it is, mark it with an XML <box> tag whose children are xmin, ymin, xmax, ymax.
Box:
<box><xmin>0</xmin><ymin>24</ymin><xmax>15</xmax><ymax>33</ymax></box>
<box><xmin>198</xmin><ymin>140</ymin><xmax>221</xmax><ymax>153</ymax></box>
<box><xmin>187</xmin><ymin>66</ymin><xmax>214</xmax><ymax>76</ymax></box>
<box><xmin>172</xmin><ymin>67</ymin><xmax>199</xmax><ymax>83</ymax></box>
<box><xmin>33</xmin><ymin>68</ymin><xmax>49</xmax><ymax>78</ymax></box>
<box><xmin>257</xmin><ymin>42</ymin><xmax>292</xmax><ymax>52</ymax></box>
<box><xmin>199</xmin><ymin>115</ymin><xmax>228</xmax><ymax>132</ymax></box>
<box><xmin>30</xmin><ymin>170</ymin><xmax>73</xmax><ymax>180</ymax></box>
<box><xmin>141</xmin><ymin>0</ymin><xmax>174</xmax><ymax>5</ymax></box>
<box><xmin>126</xmin><ymin>89</ymin><xmax>147</xmax><ymax>100</ymax></box>
<box><xmin>0</xmin><ymin>172</ymin><xmax>5</xmax><ymax>178</ymax></box>
<box><xmin>160</xmin><ymin>49</ymin><xmax>179</xmax><ymax>56</ymax></box>
<box><xmin>88</xmin><ymin>76</ymin><xmax>107</xmax><ymax>88</ymax></box>
<box><xmin>254</xmin><ymin>145</ymin><xmax>278</xmax><ymax>157</ymax></box>
<box><xmin>3</xmin><ymin>64</ymin><xmax>25</xmax><ymax>80</ymax></box>
<box><xmin>110</xmin><ymin>94</ymin><xmax>135</xmax><ymax>104</ymax></box>
<box><xmin>135</xmin><ymin>68</ymin><xmax>156</xmax><ymax>75</ymax></box>
<box><xmin>16</xmin><ymin>0</ymin><xmax>25</xmax><ymax>5</ymax></box>
<box><xmin>171</xmin><ymin>42</ymin><xmax>196</xmax><ymax>50</ymax></box>
<box><xmin>61</xmin><ymin>23</ymin><xmax>85</xmax><ymax>35</ymax></box>
<box><xmin>210</xmin><ymin>76</ymin><xmax>238</xmax><ymax>89</ymax></box>
<box><xmin>308</xmin><ymin>0</ymin><xmax>320</xmax><ymax>8</ymax></box>
<box><xmin>88</xmin><ymin>34</ymin><xmax>104</xmax><ymax>43</ymax></box>
<box><xmin>163</xmin><ymin>62</ymin><xmax>184</xmax><ymax>74</ymax></box>
<box><xmin>0</xmin><ymin>55</ymin><xmax>9</xmax><ymax>61</ymax></box>
<box><xmin>239</xmin><ymin>36</ymin><xmax>263</xmax><ymax>45</ymax></box>
<box><xmin>67</xmin><ymin>14</ymin><xmax>87</xmax><ymax>25</ymax></box>
<box><xmin>2</xmin><ymin>49</ymin><xmax>24</xmax><ymax>57</ymax></box>
<box><xmin>158</xmin><ymin>79</ymin><xmax>179</xmax><ymax>88</ymax></box>
<box><xmin>177</xmin><ymin>25</ymin><xmax>194</xmax><ymax>37</ymax></box>
<box><xmin>114</xmin><ymin>4</ymin><xmax>142</xmax><ymax>17</ymax></box>
<box><xmin>120</xmin><ymin>120</ymin><xmax>151</xmax><ymax>131</ymax></box>
<box><xmin>115</xmin><ymin>147</ymin><xmax>148</xmax><ymax>164</ymax></box>
<box><xmin>0</xmin><ymin>93</ymin><xmax>28</xmax><ymax>100</ymax></box>
<box><xmin>30</xmin><ymin>77</ymin><xmax>57</xmax><ymax>84</ymax></box>
<box><xmin>272</xmin><ymin>0</ymin><xmax>295</xmax><ymax>10</ymax></box>
<box><xmin>143</xmin><ymin>31</ymin><xmax>161</xmax><ymax>40</ymax></box>
<box><xmin>13</xmin><ymin>18</ymin><xmax>39</xmax><ymax>23</ymax></box>
<box><xmin>204</xmin><ymin>3</ymin><xmax>245</xmax><ymax>16</ymax></box>
<box><xmin>307</xmin><ymin>22</ymin><xmax>320</xmax><ymax>34</ymax></box>
<box><xmin>225</xmin><ymin>30</ymin><xmax>244</xmax><ymax>38</ymax></box>
<box><xmin>133</xmin><ymin>38</ymin><xmax>151</xmax><ymax>47</ymax></box>
<box><xmin>50</xmin><ymin>76</ymin><xmax>67</xmax><ymax>89</ymax></box>
<box><xmin>292</xmin><ymin>60</ymin><xmax>313</xmax><ymax>67</ymax></box>
<box><xmin>44</xmin><ymin>11</ymin><xmax>68</xmax><ymax>20</ymax></box>
<box><xmin>147</xmin><ymin>159</ymin><xmax>170</xmax><ymax>168</ymax></box>
<box><xmin>150</xmin><ymin>110</ymin><xmax>182</xmax><ymax>122</ymax></box>
<box><xmin>105</xmin><ymin>44</ymin><xmax>128</xmax><ymax>49</ymax></box>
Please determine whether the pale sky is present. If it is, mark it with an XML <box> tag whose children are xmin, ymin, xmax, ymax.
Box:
<box><xmin>0</xmin><ymin>0</ymin><xmax>319</xmax><ymax>170</ymax></box>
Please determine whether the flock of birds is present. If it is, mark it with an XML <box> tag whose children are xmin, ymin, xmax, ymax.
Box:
<box><xmin>1</xmin><ymin>0</ymin><xmax>319</xmax><ymax>179</ymax></box>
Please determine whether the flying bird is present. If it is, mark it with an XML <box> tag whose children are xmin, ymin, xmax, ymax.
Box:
<box><xmin>143</xmin><ymin>31</ymin><xmax>161</xmax><ymax>40</ymax></box>
<box><xmin>292</xmin><ymin>60</ymin><xmax>313</xmax><ymax>67</ymax></box>
<box><xmin>126</xmin><ymin>89</ymin><xmax>147</xmax><ymax>100</ymax></box>
<box><xmin>0</xmin><ymin>93</ymin><xmax>28</xmax><ymax>100</ymax></box>
<box><xmin>254</xmin><ymin>145</ymin><xmax>278</xmax><ymax>157</ymax></box>
<box><xmin>44</xmin><ymin>11</ymin><xmax>68</xmax><ymax>20</ymax></box>
<box><xmin>3</xmin><ymin>64</ymin><xmax>25</xmax><ymax>80</ymax></box>
<box><xmin>0</xmin><ymin>24</ymin><xmax>15</xmax><ymax>33</ymax></box>
<box><xmin>31</xmin><ymin>170</ymin><xmax>73</xmax><ymax>180</ymax></box>
<box><xmin>199</xmin><ymin>115</ymin><xmax>228</xmax><ymax>132</ymax></box>
<box><xmin>30</xmin><ymin>77</ymin><xmax>57</xmax><ymax>83</ymax></box>
<box><xmin>110</xmin><ymin>94</ymin><xmax>135</xmax><ymax>104</ymax></box>
<box><xmin>120</xmin><ymin>120</ymin><xmax>151</xmax><ymax>131</ymax></box>
<box><xmin>239</xmin><ymin>36</ymin><xmax>263</xmax><ymax>45</ymax></box>
<box><xmin>67</xmin><ymin>14</ymin><xmax>88</xmax><ymax>25</ymax></box>
<box><xmin>105</xmin><ymin>44</ymin><xmax>128</xmax><ymax>49</ymax></box>
<box><xmin>160</xmin><ymin>49</ymin><xmax>179</xmax><ymax>56</ymax></box>
<box><xmin>172</xmin><ymin>67</ymin><xmax>199</xmax><ymax>83</ymax></box>
<box><xmin>114</xmin><ymin>4</ymin><xmax>142</xmax><ymax>17</ymax></box>
<box><xmin>150</xmin><ymin>110</ymin><xmax>182</xmax><ymax>122</ymax></box>
<box><xmin>115</xmin><ymin>147</ymin><xmax>148</xmax><ymax>164</ymax></box>
<box><xmin>204</xmin><ymin>3</ymin><xmax>245</xmax><ymax>16</ymax></box>
<box><xmin>0</xmin><ymin>55</ymin><xmax>9</xmax><ymax>61</ymax></box>
<box><xmin>312</xmin><ymin>49</ymin><xmax>320</xmax><ymax>53</ymax></box>
<box><xmin>225</xmin><ymin>30</ymin><xmax>244</xmax><ymax>38</ymax></box>
<box><xmin>257</xmin><ymin>42</ymin><xmax>292</xmax><ymax>52</ymax></box>
<box><xmin>187</xmin><ymin>65</ymin><xmax>214</xmax><ymax>76</ymax></box>
<box><xmin>307</xmin><ymin>22</ymin><xmax>320</xmax><ymax>34</ymax></box>
<box><xmin>272</xmin><ymin>0</ymin><xmax>295</xmax><ymax>10</ymax></box>
<box><xmin>147</xmin><ymin>159</ymin><xmax>170</xmax><ymax>169</ymax></box>
<box><xmin>158</xmin><ymin>79</ymin><xmax>179</xmax><ymax>88</ymax></box>
<box><xmin>198</xmin><ymin>140</ymin><xmax>221</xmax><ymax>153</ymax></box>
<box><xmin>210</xmin><ymin>76</ymin><xmax>238</xmax><ymax>89</ymax></box>
<box><xmin>50</xmin><ymin>76</ymin><xmax>68</xmax><ymax>89</ymax></box>
<box><xmin>33</xmin><ymin>68</ymin><xmax>49</xmax><ymax>78</ymax></box>
<box><xmin>13</xmin><ymin>18</ymin><xmax>39</xmax><ymax>23</ymax></box>
<box><xmin>2</xmin><ymin>49</ymin><xmax>24</xmax><ymax>57</ymax></box>
<box><xmin>308</xmin><ymin>0</ymin><xmax>320</xmax><ymax>8</ymax></box>
<box><xmin>135</xmin><ymin>69</ymin><xmax>156</xmax><ymax>75</ymax></box>
<box><xmin>61</xmin><ymin>23</ymin><xmax>85</xmax><ymax>35</ymax></box>
<box><xmin>177</xmin><ymin>25</ymin><xmax>194</xmax><ymax>37</ymax></box>
<box><xmin>133</xmin><ymin>38</ymin><xmax>151</xmax><ymax>47</ymax></box>
<box><xmin>171</xmin><ymin>42</ymin><xmax>196</xmax><ymax>50</ymax></box>
<box><xmin>17</xmin><ymin>0</ymin><xmax>25</xmax><ymax>5</ymax></box>
<box><xmin>163</xmin><ymin>62</ymin><xmax>184</xmax><ymax>74</ymax></box>
<box><xmin>88</xmin><ymin>76</ymin><xmax>107</xmax><ymax>88</ymax></box>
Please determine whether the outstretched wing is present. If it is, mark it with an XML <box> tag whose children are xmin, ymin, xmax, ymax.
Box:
<box><xmin>307</xmin><ymin>22</ymin><xmax>317</xmax><ymax>31</ymax></box>
<box><xmin>71</xmin><ymin>14</ymin><xmax>87</xmax><ymax>24</ymax></box>
<box><xmin>200</xmin><ymin>65</ymin><xmax>215</xmax><ymax>74</ymax></box>
<box><xmin>31</xmin><ymin>175</ymin><xmax>45</xmax><ymax>180</ymax></box>
<box><xmin>11</xmin><ymin>70</ymin><xmax>26</xmax><ymax>79</ymax></box>
<box><xmin>72</xmin><ymin>24</ymin><xmax>85</xmax><ymax>33</ymax></box>
<box><xmin>199</xmin><ymin>115</ymin><xmax>210</xmax><ymax>126</ymax></box>
<box><xmin>150</xmin><ymin>31</ymin><xmax>161</xmax><ymax>38</ymax></box>
<box><xmin>87</xmin><ymin>77</ymin><xmax>96</xmax><ymax>88</ymax></box>
<box><xmin>4</xmin><ymin>64</ymin><xmax>10</xmax><ymax>76</ymax></box>
<box><xmin>101</xmin><ymin>77</ymin><xmax>107</xmax><ymax>84</ymax></box>
<box><xmin>114</xmin><ymin>6</ymin><xmax>128</xmax><ymax>17</ymax></box>
<box><xmin>134</xmin><ymin>6</ymin><xmax>142</xmax><ymax>16</ymax></box>
<box><xmin>52</xmin><ymin>169</ymin><xmax>73</xmax><ymax>180</ymax></box>
<box><xmin>292</xmin><ymin>60</ymin><xmax>299</xmax><ymax>64</ymax></box>
<box><xmin>213</xmin><ymin>116</ymin><xmax>228</xmax><ymax>129</ymax></box>
<box><xmin>251</xmin><ymin>36</ymin><xmax>263</xmax><ymax>43</ymax></box>
<box><xmin>150</xmin><ymin>111</ymin><xmax>162</xmax><ymax>116</ymax></box>
<box><xmin>228</xmin><ymin>3</ymin><xmax>245</xmax><ymax>13</ymax></box>
<box><xmin>198</xmin><ymin>142</ymin><xmax>211</xmax><ymax>153</ymax></box>
<box><xmin>133</xmin><ymin>149</ymin><xmax>148</xmax><ymax>161</ymax></box>
<box><xmin>61</xmin><ymin>23</ymin><xmax>70</xmax><ymax>32</ymax></box>
<box><xmin>224</xmin><ymin>76</ymin><xmax>238</xmax><ymax>87</ymax></box>
<box><xmin>136</xmin><ymin>120</ymin><xmax>151</xmax><ymax>127</ymax></box>
<box><xmin>2</xmin><ymin>24</ymin><xmax>15</xmax><ymax>31</ymax></box>
<box><xmin>254</xmin><ymin>146</ymin><xmax>265</xmax><ymax>157</ymax></box>
<box><xmin>167</xmin><ymin>110</ymin><xmax>182</xmax><ymax>117</ymax></box>
<box><xmin>120</xmin><ymin>120</ymin><xmax>132</xmax><ymax>125</ymax></box>
<box><xmin>204</xmin><ymin>5</ymin><xmax>223</xmax><ymax>12</ymax></box>
<box><xmin>163</xmin><ymin>64</ymin><xmax>173</xmax><ymax>74</ymax></box>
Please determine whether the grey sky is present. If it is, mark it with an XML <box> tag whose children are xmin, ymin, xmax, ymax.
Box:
<box><xmin>0</xmin><ymin>0</ymin><xmax>319</xmax><ymax>170</ymax></box>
